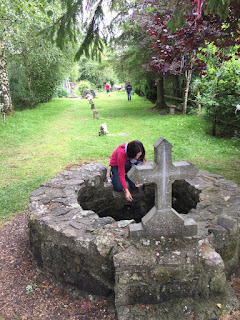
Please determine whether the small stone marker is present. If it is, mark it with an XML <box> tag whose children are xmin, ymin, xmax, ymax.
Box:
<box><xmin>235</xmin><ymin>104</ymin><xmax>240</xmax><ymax>114</ymax></box>
<box><xmin>93</xmin><ymin>110</ymin><xmax>99</xmax><ymax>119</ymax></box>
<box><xmin>86</xmin><ymin>94</ymin><xmax>95</xmax><ymax>109</ymax></box>
<box><xmin>168</xmin><ymin>104</ymin><xmax>176</xmax><ymax>115</ymax></box>
<box><xmin>99</xmin><ymin>123</ymin><xmax>108</xmax><ymax>135</ymax></box>
<box><xmin>127</xmin><ymin>137</ymin><xmax>198</xmax><ymax>238</ymax></box>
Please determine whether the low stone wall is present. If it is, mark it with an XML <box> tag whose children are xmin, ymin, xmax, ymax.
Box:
<box><xmin>28</xmin><ymin>164</ymin><xmax>240</xmax><ymax>320</ymax></box>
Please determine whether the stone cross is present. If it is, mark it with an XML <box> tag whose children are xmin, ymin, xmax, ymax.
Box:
<box><xmin>127</xmin><ymin>137</ymin><xmax>198</xmax><ymax>238</ymax></box>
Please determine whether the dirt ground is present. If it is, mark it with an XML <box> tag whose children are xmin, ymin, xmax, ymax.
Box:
<box><xmin>0</xmin><ymin>212</ymin><xmax>117</xmax><ymax>320</ymax></box>
<box><xmin>0</xmin><ymin>212</ymin><xmax>240</xmax><ymax>320</ymax></box>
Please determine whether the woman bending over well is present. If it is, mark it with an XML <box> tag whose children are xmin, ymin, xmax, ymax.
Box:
<box><xmin>109</xmin><ymin>140</ymin><xmax>146</xmax><ymax>201</ymax></box>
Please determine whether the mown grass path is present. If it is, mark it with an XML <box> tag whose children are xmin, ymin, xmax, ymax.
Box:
<box><xmin>0</xmin><ymin>91</ymin><xmax>240</xmax><ymax>223</ymax></box>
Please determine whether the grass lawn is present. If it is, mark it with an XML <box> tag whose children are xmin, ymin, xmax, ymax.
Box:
<box><xmin>0</xmin><ymin>91</ymin><xmax>239</xmax><ymax>224</ymax></box>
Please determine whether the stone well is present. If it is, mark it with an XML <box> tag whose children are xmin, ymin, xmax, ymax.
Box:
<box><xmin>28</xmin><ymin>163</ymin><xmax>240</xmax><ymax>320</ymax></box>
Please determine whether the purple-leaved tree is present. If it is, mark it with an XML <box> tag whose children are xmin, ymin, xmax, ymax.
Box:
<box><xmin>132</xmin><ymin>0</ymin><xmax>240</xmax><ymax>113</ymax></box>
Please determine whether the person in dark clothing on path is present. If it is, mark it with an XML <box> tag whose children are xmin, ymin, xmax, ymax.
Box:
<box><xmin>125</xmin><ymin>82</ymin><xmax>132</xmax><ymax>102</ymax></box>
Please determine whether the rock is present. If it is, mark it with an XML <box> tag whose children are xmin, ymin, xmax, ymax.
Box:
<box><xmin>82</xmin><ymin>89</ymin><xmax>96</xmax><ymax>98</ymax></box>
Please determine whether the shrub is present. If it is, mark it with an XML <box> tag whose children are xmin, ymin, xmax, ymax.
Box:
<box><xmin>54</xmin><ymin>86</ymin><xmax>69</xmax><ymax>98</ymax></box>
<box><xmin>7</xmin><ymin>35</ymin><xmax>72</xmax><ymax>110</ymax></box>
<box><xmin>195</xmin><ymin>57</ymin><xmax>240</xmax><ymax>137</ymax></box>
<box><xmin>76</xmin><ymin>81</ymin><xmax>96</xmax><ymax>95</ymax></box>
<box><xmin>145</xmin><ymin>87</ymin><xmax>157</xmax><ymax>103</ymax></box>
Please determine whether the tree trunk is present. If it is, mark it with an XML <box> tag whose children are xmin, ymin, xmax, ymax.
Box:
<box><xmin>183</xmin><ymin>68</ymin><xmax>192</xmax><ymax>115</ymax></box>
<box><xmin>156</xmin><ymin>76</ymin><xmax>167</xmax><ymax>110</ymax></box>
<box><xmin>197</xmin><ymin>91</ymin><xmax>202</xmax><ymax>113</ymax></box>
<box><xmin>172</xmin><ymin>75</ymin><xmax>181</xmax><ymax>98</ymax></box>
<box><xmin>0</xmin><ymin>38</ymin><xmax>13</xmax><ymax>115</ymax></box>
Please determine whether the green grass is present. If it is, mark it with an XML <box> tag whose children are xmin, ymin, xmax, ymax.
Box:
<box><xmin>0</xmin><ymin>91</ymin><xmax>240</xmax><ymax>224</ymax></box>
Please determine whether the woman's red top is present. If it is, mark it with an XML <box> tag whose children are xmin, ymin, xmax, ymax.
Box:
<box><xmin>109</xmin><ymin>143</ymin><xmax>128</xmax><ymax>190</ymax></box>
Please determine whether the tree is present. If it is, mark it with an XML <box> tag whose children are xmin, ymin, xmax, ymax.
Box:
<box><xmin>77</xmin><ymin>55</ymin><xmax>119</xmax><ymax>88</ymax></box>
<box><xmin>0</xmin><ymin>38</ymin><xmax>13</xmax><ymax>115</ymax></box>
<box><xmin>167</xmin><ymin>0</ymin><xmax>237</xmax><ymax>31</ymax></box>
<box><xmin>7</xmin><ymin>29</ymin><xmax>75</xmax><ymax>109</ymax></box>
<box><xmin>42</xmin><ymin>0</ymin><xmax>240</xmax><ymax>114</ymax></box>
<box><xmin>0</xmin><ymin>0</ymin><xmax>51</xmax><ymax>113</ymax></box>
<box><xmin>193</xmin><ymin>44</ymin><xmax>240</xmax><ymax>137</ymax></box>
<box><xmin>51</xmin><ymin>0</ymin><xmax>239</xmax><ymax>56</ymax></box>
<box><xmin>107</xmin><ymin>3</ymin><xmax>162</xmax><ymax>105</ymax></box>
<box><xmin>132</xmin><ymin>0</ymin><xmax>240</xmax><ymax>113</ymax></box>
<box><xmin>1</xmin><ymin>0</ymin><xmax>77</xmax><ymax>112</ymax></box>
<box><xmin>46</xmin><ymin>0</ymin><xmax>106</xmax><ymax>61</ymax></box>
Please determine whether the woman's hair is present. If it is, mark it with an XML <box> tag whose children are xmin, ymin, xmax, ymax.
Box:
<box><xmin>127</xmin><ymin>140</ymin><xmax>145</xmax><ymax>161</ymax></box>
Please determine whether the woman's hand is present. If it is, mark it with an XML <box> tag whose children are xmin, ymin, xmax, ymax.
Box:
<box><xmin>124</xmin><ymin>189</ymin><xmax>133</xmax><ymax>202</ymax></box>
<box><xmin>135</xmin><ymin>184</ymin><xmax>142</xmax><ymax>188</ymax></box>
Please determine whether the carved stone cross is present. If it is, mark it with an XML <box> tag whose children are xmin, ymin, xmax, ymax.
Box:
<box><xmin>127</xmin><ymin>137</ymin><xmax>198</xmax><ymax>238</ymax></box>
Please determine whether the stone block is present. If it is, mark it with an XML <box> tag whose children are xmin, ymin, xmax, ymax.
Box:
<box><xmin>129</xmin><ymin>222</ymin><xmax>145</xmax><ymax>238</ymax></box>
<box><xmin>217</xmin><ymin>215</ymin><xmax>237</xmax><ymax>230</ymax></box>
<box><xmin>114</xmin><ymin>241</ymin><xmax>235</xmax><ymax>314</ymax></box>
<box><xmin>168</xmin><ymin>104</ymin><xmax>176</xmax><ymax>115</ymax></box>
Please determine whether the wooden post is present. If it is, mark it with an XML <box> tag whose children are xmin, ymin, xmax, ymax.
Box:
<box><xmin>183</xmin><ymin>68</ymin><xmax>192</xmax><ymax>115</ymax></box>
<box><xmin>197</xmin><ymin>91</ymin><xmax>201</xmax><ymax>113</ymax></box>
<box><xmin>183</xmin><ymin>59</ymin><xmax>194</xmax><ymax>115</ymax></box>
<box><xmin>93</xmin><ymin>110</ymin><xmax>99</xmax><ymax>119</ymax></box>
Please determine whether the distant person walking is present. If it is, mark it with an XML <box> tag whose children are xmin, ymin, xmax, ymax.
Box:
<box><xmin>125</xmin><ymin>82</ymin><xmax>132</xmax><ymax>102</ymax></box>
<box><xmin>105</xmin><ymin>83</ymin><xmax>110</xmax><ymax>96</ymax></box>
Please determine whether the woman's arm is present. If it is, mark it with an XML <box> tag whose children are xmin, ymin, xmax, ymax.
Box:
<box><xmin>117</xmin><ymin>154</ymin><xmax>128</xmax><ymax>191</ymax></box>
<box><xmin>124</xmin><ymin>189</ymin><xmax>133</xmax><ymax>201</ymax></box>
